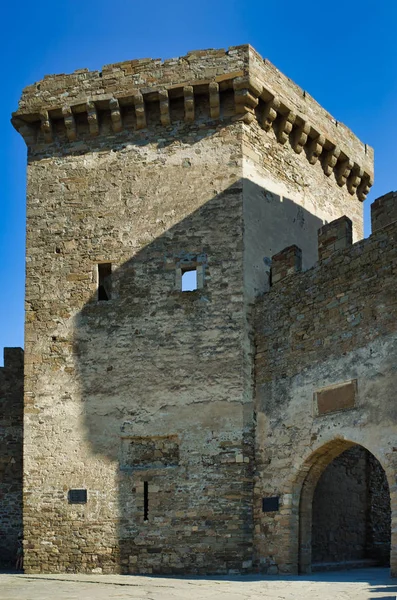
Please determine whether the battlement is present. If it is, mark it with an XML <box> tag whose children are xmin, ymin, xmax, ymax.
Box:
<box><xmin>12</xmin><ymin>45</ymin><xmax>373</xmax><ymax>201</ymax></box>
<box><xmin>0</xmin><ymin>347</ymin><xmax>24</xmax><ymax>372</ymax></box>
<box><xmin>256</xmin><ymin>192</ymin><xmax>397</xmax><ymax>381</ymax></box>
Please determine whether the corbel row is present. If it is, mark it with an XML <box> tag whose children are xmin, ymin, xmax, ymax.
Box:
<box><xmin>231</xmin><ymin>75</ymin><xmax>373</xmax><ymax>200</ymax></box>
<box><xmin>15</xmin><ymin>75</ymin><xmax>372</xmax><ymax>200</ymax></box>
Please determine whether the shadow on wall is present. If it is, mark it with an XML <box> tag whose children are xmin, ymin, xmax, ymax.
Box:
<box><xmin>0</xmin><ymin>348</ymin><xmax>23</xmax><ymax>569</ymax></box>
<box><xmin>312</xmin><ymin>445</ymin><xmax>391</xmax><ymax>567</ymax></box>
<box><xmin>68</xmin><ymin>181</ymin><xmax>323</xmax><ymax>574</ymax></box>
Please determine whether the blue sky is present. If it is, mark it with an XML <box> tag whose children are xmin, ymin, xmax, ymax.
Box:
<box><xmin>1</xmin><ymin>0</ymin><xmax>396</xmax><ymax>361</ymax></box>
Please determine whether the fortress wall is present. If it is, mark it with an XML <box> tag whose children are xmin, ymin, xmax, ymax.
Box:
<box><xmin>0</xmin><ymin>348</ymin><xmax>23</xmax><ymax>565</ymax></box>
<box><xmin>254</xmin><ymin>203</ymin><xmax>397</xmax><ymax>574</ymax></box>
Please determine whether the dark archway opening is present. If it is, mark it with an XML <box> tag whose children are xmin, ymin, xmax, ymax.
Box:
<box><xmin>311</xmin><ymin>446</ymin><xmax>391</xmax><ymax>571</ymax></box>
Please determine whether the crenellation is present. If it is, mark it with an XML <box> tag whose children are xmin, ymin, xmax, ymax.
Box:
<box><xmin>271</xmin><ymin>245</ymin><xmax>302</xmax><ymax>284</ymax></box>
<box><xmin>318</xmin><ymin>215</ymin><xmax>353</xmax><ymax>261</ymax></box>
<box><xmin>371</xmin><ymin>191</ymin><xmax>397</xmax><ymax>232</ymax></box>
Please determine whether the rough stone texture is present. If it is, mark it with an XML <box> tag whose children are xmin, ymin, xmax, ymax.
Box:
<box><xmin>0</xmin><ymin>348</ymin><xmax>23</xmax><ymax>565</ymax></box>
<box><xmin>371</xmin><ymin>191</ymin><xmax>397</xmax><ymax>232</ymax></box>
<box><xmin>255</xmin><ymin>195</ymin><xmax>397</xmax><ymax>576</ymax></box>
<box><xmin>312</xmin><ymin>446</ymin><xmax>390</xmax><ymax>565</ymax></box>
<box><xmin>11</xmin><ymin>45</ymin><xmax>397</xmax><ymax>578</ymax></box>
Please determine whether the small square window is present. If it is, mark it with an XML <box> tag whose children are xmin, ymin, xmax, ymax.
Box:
<box><xmin>181</xmin><ymin>268</ymin><xmax>198</xmax><ymax>291</ymax></box>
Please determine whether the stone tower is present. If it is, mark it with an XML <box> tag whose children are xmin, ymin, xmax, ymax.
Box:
<box><xmin>13</xmin><ymin>45</ymin><xmax>374</xmax><ymax>574</ymax></box>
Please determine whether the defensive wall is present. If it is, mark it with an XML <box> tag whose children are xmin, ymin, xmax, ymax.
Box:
<box><xmin>255</xmin><ymin>191</ymin><xmax>397</xmax><ymax>575</ymax></box>
<box><xmin>0</xmin><ymin>348</ymin><xmax>23</xmax><ymax>565</ymax></box>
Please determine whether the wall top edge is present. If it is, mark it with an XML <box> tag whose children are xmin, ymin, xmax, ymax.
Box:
<box><xmin>12</xmin><ymin>44</ymin><xmax>373</xmax><ymax>184</ymax></box>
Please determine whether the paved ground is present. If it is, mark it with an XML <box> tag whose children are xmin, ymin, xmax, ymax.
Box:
<box><xmin>0</xmin><ymin>568</ymin><xmax>396</xmax><ymax>600</ymax></box>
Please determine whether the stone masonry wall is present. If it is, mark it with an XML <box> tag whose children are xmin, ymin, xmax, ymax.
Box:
<box><xmin>367</xmin><ymin>452</ymin><xmax>391</xmax><ymax>564</ymax></box>
<box><xmin>312</xmin><ymin>447</ymin><xmax>368</xmax><ymax>564</ymax></box>
<box><xmin>254</xmin><ymin>207</ymin><xmax>397</xmax><ymax>575</ymax></box>
<box><xmin>15</xmin><ymin>46</ymin><xmax>374</xmax><ymax>575</ymax></box>
<box><xmin>22</xmin><ymin>111</ymin><xmax>256</xmax><ymax>574</ymax></box>
<box><xmin>0</xmin><ymin>348</ymin><xmax>23</xmax><ymax>565</ymax></box>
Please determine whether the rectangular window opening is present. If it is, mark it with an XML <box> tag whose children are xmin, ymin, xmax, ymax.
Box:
<box><xmin>98</xmin><ymin>263</ymin><xmax>112</xmax><ymax>301</ymax></box>
<box><xmin>181</xmin><ymin>267</ymin><xmax>197</xmax><ymax>291</ymax></box>
<box><xmin>144</xmin><ymin>481</ymin><xmax>149</xmax><ymax>521</ymax></box>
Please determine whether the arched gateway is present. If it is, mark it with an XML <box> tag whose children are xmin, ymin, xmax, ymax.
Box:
<box><xmin>295</xmin><ymin>440</ymin><xmax>393</xmax><ymax>574</ymax></box>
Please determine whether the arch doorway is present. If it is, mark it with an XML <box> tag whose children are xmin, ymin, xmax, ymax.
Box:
<box><xmin>298</xmin><ymin>441</ymin><xmax>391</xmax><ymax>573</ymax></box>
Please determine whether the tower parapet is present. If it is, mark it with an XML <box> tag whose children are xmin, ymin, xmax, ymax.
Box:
<box><xmin>12</xmin><ymin>45</ymin><xmax>373</xmax><ymax>201</ymax></box>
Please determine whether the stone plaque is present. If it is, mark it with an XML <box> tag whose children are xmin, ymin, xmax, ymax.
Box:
<box><xmin>315</xmin><ymin>380</ymin><xmax>357</xmax><ymax>416</ymax></box>
<box><xmin>68</xmin><ymin>489</ymin><xmax>87</xmax><ymax>504</ymax></box>
<box><xmin>262</xmin><ymin>497</ymin><xmax>279</xmax><ymax>512</ymax></box>
<box><xmin>120</xmin><ymin>435</ymin><xmax>179</xmax><ymax>470</ymax></box>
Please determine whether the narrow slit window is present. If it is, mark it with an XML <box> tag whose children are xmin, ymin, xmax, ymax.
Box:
<box><xmin>98</xmin><ymin>263</ymin><xmax>112</xmax><ymax>301</ymax></box>
<box><xmin>181</xmin><ymin>267</ymin><xmax>197</xmax><ymax>291</ymax></box>
<box><xmin>143</xmin><ymin>481</ymin><xmax>149</xmax><ymax>521</ymax></box>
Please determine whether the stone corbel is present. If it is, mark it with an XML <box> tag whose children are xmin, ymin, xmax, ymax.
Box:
<box><xmin>158</xmin><ymin>90</ymin><xmax>170</xmax><ymax>126</ymax></box>
<box><xmin>335</xmin><ymin>157</ymin><xmax>354</xmax><ymax>187</ymax></box>
<box><xmin>233</xmin><ymin>76</ymin><xmax>261</xmax><ymax>123</ymax></box>
<box><xmin>322</xmin><ymin>146</ymin><xmax>341</xmax><ymax>177</ymax></box>
<box><xmin>109</xmin><ymin>98</ymin><xmax>123</xmax><ymax>133</ymax></box>
<box><xmin>62</xmin><ymin>106</ymin><xmax>77</xmax><ymax>142</ymax></box>
<box><xmin>40</xmin><ymin>111</ymin><xmax>53</xmax><ymax>143</ymax></box>
<box><xmin>261</xmin><ymin>97</ymin><xmax>280</xmax><ymax>132</ymax></box>
<box><xmin>347</xmin><ymin>164</ymin><xmax>364</xmax><ymax>195</ymax></box>
<box><xmin>357</xmin><ymin>173</ymin><xmax>373</xmax><ymax>201</ymax></box>
<box><xmin>277</xmin><ymin>110</ymin><xmax>295</xmax><ymax>144</ymax></box>
<box><xmin>184</xmin><ymin>86</ymin><xmax>195</xmax><ymax>122</ymax></box>
<box><xmin>291</xmin><ymin>121</ymin><xmax>310</xmax><ymax>154</ymax></box>
<box><xmin>209</xmin><ymin>82</ymin><xmax>220</xmax><ymax>119</ymax></box>
<box><xmin>307</xmin><ymin>133</ymin><xmax>325</xmax><ymax>165</ymax></box>
<box><xmin>86</xmin><ymin>101</ymin><xmax>99</xmax><ymax>136</ymax></box>
<box><xmin>11</xmin><ymin>117</ymin><xmax>37</xmax><ymax>146</ymax></box>
<box><xmin>133</xmin><ymin>92</ymin><xmax>146</xmax><ymax>130</ymax></box>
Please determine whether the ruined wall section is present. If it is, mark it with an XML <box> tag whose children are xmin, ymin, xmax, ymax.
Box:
<box><xmin>0</xmin><ymin>348</ymin><xmax>23</xmax><ymax>565</ymax></box>
<box><xmin>254</xmin><ymin>202</ymin><xmax>397</xmax><ymax>574</ymax></box>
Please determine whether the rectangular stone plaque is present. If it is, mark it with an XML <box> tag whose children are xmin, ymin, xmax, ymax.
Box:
<box><xmin>68</xmin><ymin>489</ymin><xmax>87</xmax><ymax>504</ymax></box>
<box><xmin>120</xmin><ymin>435</ymin><xmax>179</xmax><ymax>470</ymax></box>
<box><xmin>262</xmin><ymin>497</ymin><xmax>279</xmax><ymax>512</ymax></box>
<box><xmin>315</xmin><ymin>380</ymin><xmax>357</xmax><ymax>416</ymax></box>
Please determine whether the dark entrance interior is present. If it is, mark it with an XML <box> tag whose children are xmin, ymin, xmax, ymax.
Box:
<box><xmin>311</xmin><ymin>445</ymin><xmax>391</xmax><ymax>570</ymax></box>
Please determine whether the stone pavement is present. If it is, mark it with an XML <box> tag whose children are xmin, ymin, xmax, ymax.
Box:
<box><xmin>0</xmin><ymin>568</ymin><xmax>396</xmax><ymax>600</ymax></box>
